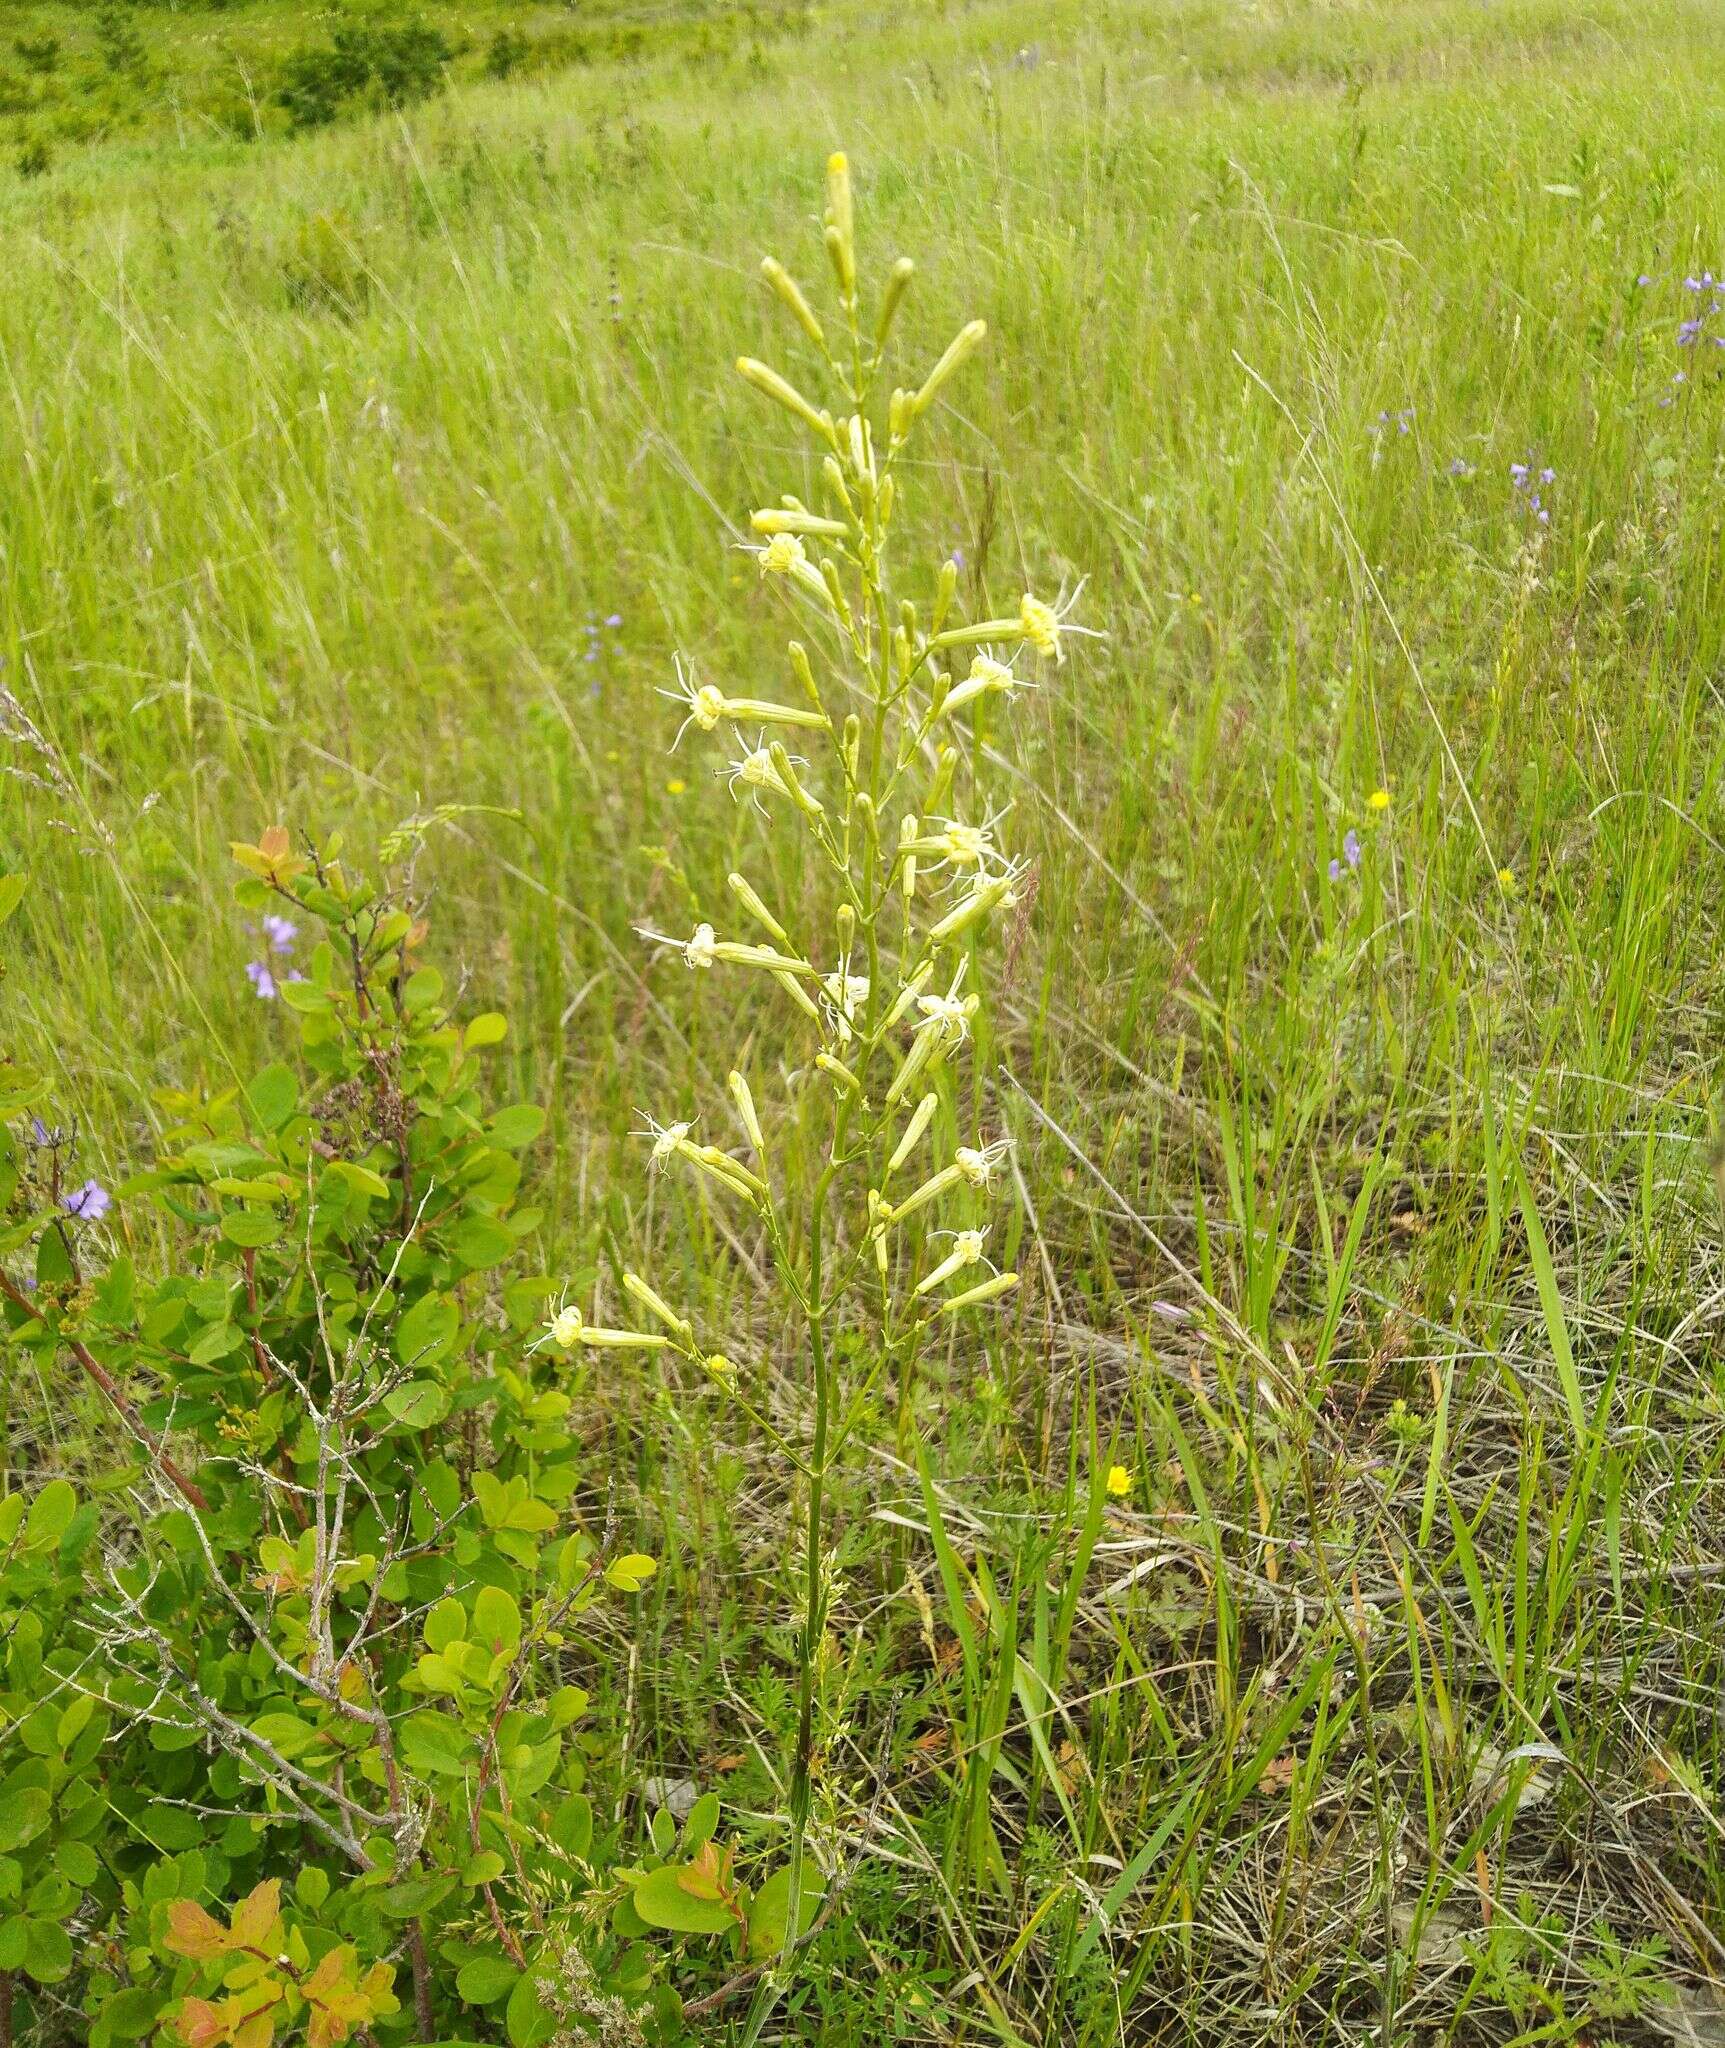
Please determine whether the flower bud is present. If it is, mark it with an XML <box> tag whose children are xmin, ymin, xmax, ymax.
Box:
<box><xmin>774</xmin><ymin>968</ymin><xmax>823</xmax><ymax>1021</ymax></box>
<box><xmin>768</xmin><ymin>741</ymin><xmax>824</xmax><ymax>820</ymax></box>
<box><xmin>876</xmin><ymin>255</ymin><xmax>914</xmax><ymax>345</ymax></box>
<box><xmin>788</xmin><ymin>641</ymin><xmax>823</xmax><ymax>712</ymax></box>
<box><xmin>750</xmin><ymin>507</ymin><xmax>848</xmax><ymax>539</ymax></box>
<box><xmin>912</xmin><ymin>320</ymin><xmax>986</xmax><ymax>416</ymax></box>
<box><xmin>933</xmin><ymin>558</ymin><xmax>958</xmax><ymax>635</ymax></box>
<box><xmin>727</xmin><ymin>872</ymin><xmax>789</xmax><ymax>945</ymax></box>
<box><xmin>887</xmin><ymin>1092</ymin><xmax>938</xmax><ymax>1176</ymax></box>
<box><xmin>760</xmin><ymin>256</ymin><xmax>825</xmax><ymax>347</ymax></box>
<box><xmin>736</xmin><ymin>357</ymin><xmax>835</xmax><ymax>443</ymax></box>
<box><xmin>923</xmin><ymin>747</ymin><xmax>957</xmax><ymax>816</ymax></box>
<box><xmin>728</xmin><ymin>1069</ymin><xmax>766</xmax><ymax>1155</ymax></box>
<box><xmin>929</xmin><ymin>872</ymin><xmax>1013</xmax><ymax>943</ymax></box>
<box><xmin>824</xmin><ymin>152</ymin><xmax>855</xmax><ymax>295</ymax></box>
<box><xmin>623</xmin><ymin>1272</ymin><xmax>693</xmax><ymax>1343</ymax></box>
<box><xmin>937</xmin><ymin>1270</ymin><xmax>1019</xmax><ymax>1314</ymax></box>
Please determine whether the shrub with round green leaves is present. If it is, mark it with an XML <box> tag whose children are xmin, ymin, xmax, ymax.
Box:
<box><xmin>0</xmin><ymin>834</ymin><xmax>684</xmax><ymax>2046</ymax></box>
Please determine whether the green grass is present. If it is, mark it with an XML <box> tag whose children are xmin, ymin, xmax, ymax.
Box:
<box><xmin>11</xmin><ymin>0</ymin><xmax>1725</xmax><ymax>2037</ymax></box>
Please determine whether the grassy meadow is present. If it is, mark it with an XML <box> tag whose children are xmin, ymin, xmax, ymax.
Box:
<box><xmin>11</xmin><ymin>0</ymin><xmax>1725</xmax><ymax>2040</ymax></box>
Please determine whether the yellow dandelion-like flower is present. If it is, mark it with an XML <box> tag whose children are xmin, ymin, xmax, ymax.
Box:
<box><xmin>1497</xmin><ymin>867</ymin><xmax>1516</xmax><ymax>891</ymax></box>
<box><xmin>666</xmin><ymin>777</ymin><xmax>687</xmax><ymax>796</ymax></box>
<box><xmin>1105</xmin><ymin>1464</ymin><xmax>1132</xmax><ymax>1498</ymax></box>
<box><xmin>1368</xmin><ymin>788</ymin><xmax>1391</xmax><ymax>812</ymax></box>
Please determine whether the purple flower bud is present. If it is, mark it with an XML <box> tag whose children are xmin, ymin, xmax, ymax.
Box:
<box><xmin>244</xmin><ymin>960</ymin><xmax>278</xmax><ymax>1000</ymax></box>
<box><xmin>30</xmin><ymin>1117</ymin><xmax>50</xmax><ymax>1145</ymax></box>
<box><xmin>1343</xmin><ymin>828</ymin><xmax>1362</xmax><ymax>870</ymax></box>
<box><xmin>1328</xmin><ymin>857</ymin><xmax>1341</xmax><ymax>881</ymax></box>
<box><xmin>261</xmin><ymin>913</ymin><xmax>297</xmax><ymax>953</ymax></box>
<box><xmin>63</xmin><ymin>1180</ymin><xmax>111</xmax><ymax>1222</ymax></box>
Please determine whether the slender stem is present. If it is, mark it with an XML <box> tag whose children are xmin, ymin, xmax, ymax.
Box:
<box><xmin>0</xmin><ymin>1272</ymin><xmax>208</xmax><ymax>1510</ymax></box>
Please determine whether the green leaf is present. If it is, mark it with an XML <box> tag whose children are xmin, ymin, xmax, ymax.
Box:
<box><xmin>488</xmin><ymin>1105</ymin><xmax>546</xmax><ymax>1151</ymax></box>
<box><xmin>605</xmin><ymin>1553</ymin><xmax>657</xmax><ymax>1595</ymax></box>
<box><xmin>93</xmin><ymin>1985</ymin><xmax>160</xmax><ymax>2039</ymax></box>
<box><xmin>54</xmin><ymin>1840</ymin><xmax>99</xmax><ymax>1888</ymax></box>
<box><xmin>23</xmin><ymin>1914</ymin><xmax>72</xmax><ymax>1983</ymax></box>
<box><xmin>449</xmin><ymin>1218</ymin><xmax>513</xmax><ymax>1271</ymax></box>
<box><xmin>246</xmin><ymin>1064</ymin><xmax>299</xmax><ymax>1133</ymax></box>
<box><xmin>456</xmin><ymin>1953</ymin><xmax>519</xmax><ymax>2005</ymax></box>
<box><xmin>377</xmin><ymin>1873</ymin><xmax>454</xmax><ymax>1919</ymax></box>
<box><xmin>682</xmin><ymin>1792</ymin><xmax>720</xmax><ymax>1856</ymax></box>
<box><xmin>398</xmin><ymin>1711</ymin><xmax>470</xmax><ymax>1777</ymax></box>
<box><xmin>403</xmin><ymin>966</ymin><xmax>445</xmax><ymax>1014</ymax></box>
<box><xmin>332</xmin><ymin>1159</ymin><xmax>392</xmax><ymax>1202</ymax></box>
<box><xmin>384</xmin><ymin>1379</ymin><xmax>450</xmax><ymax>1430</ymax></box>
<box><xmin>0</xmin><ymin>874</ymin><xmax>28</xmax><ymax>928</ymax></box>
<box><xmin>25</xmin><ymin>1479</ymin><xmax>75</xmax><ymax>1550</ymax></box>
<box><xmin>1512</xmin><ymin>1158</ymin><xmax>1588</xmax><ymax>1445</ymax></box>
<box><xmin>470</xmin><ymin>1585</ymin><xmax>522</xmax><ymax>1656</ymax></box>
<box><xmin>630</xmin><ymin>1866</ymin><xmax>736</xmax><ymax>1936</ymax></box>
<box><xmin>0</xmin><ymin>1918</ymin><xmax>24</xmax><ymax>1970</ymax></box>
<box><xmin>221</xmin><ymin>1210</ymin><xmax>283</xmax><ymax>1250</ymax></box>
<box><xmin>746</xmin><ymin>1864</ymin><xmax>822</xmax><ymax>1960</ymax></box>
<box><xmin>461</xmin><ymin>1851</ymin><xmax>506</xmax><ymax>1888</ymax></box>
<box><xmin>394</xmin><ymin>1291</ymin><xmax>459</xmax><ymax>1369</ymax></box>
<box><xmin>464</xmin><ymin>1013</ymin><xmax>508</xmax><ymax>1049</ymax></box>
<box><xmin>505</xmin><ymin>1965</ymin><xmax>557</xmax><ymax>2047</ymax></box>
<box><xmin>250</xmin><ymin>1710</ymin><xmax>323</xmax><ymax>1759</ymax></box>
<box><xmin>548</xmin><ymin>1794</ymin><xmax>592</xmax><ymax>1860</ymax></box>
<box><xmin>424</xmin><ymin>1598</ymin><xmax>467</xmax><ymax>1652</ymax></box>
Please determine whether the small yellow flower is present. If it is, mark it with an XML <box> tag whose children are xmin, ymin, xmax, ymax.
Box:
<box><xmin>1016</xmin><ymin>583</ymin><xmax>1099</xmax><ymax>664</ymax></box>
<box><xmin>1105</xmin><ymin>1464</ymin><xmax>1132</xmax><ymax>1498</ymax></box>
<box><xmin>666</xmin><ymin>777</ymin><xmax>687</xmax><ymax>796</ymax></box>
<box><xmin>758</xmin><ymin>532</ymin><xmax>808</xmax><ymax>578</ymax></box>
<box><xmin>1368</xmin><ymin>788</ymin><xmax>1391</xmax><ymax>812</ymax></box>
<box><xmin>1497</xmin><ymin>866</ymin><xmax>1516</xmax><ymax>891</ymax></box>
<box><xmin>549</xmin><ymin>1305</ymin><xmax>583</xmax><ymax>1350</ymax></box>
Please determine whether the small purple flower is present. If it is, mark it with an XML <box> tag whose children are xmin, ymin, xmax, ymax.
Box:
<box><xmin>1342</xmin><ymin>828</ymin><xmax>1361</xmax><ymax>870</ymax></box>
<box><xmin>1509</xmin><ymin>461</ymin><xmax>1529</xmax><ymax>484</ymax></box>
<box><xmin>30</xmin><ymin>1117</ymin><xmax>51</xmax><ymax>1145</ymax></box>
<box><xmin>1678</xmin><ymin>319</ymin><xmax>1701</xmax><ymax>346</ymax></box>
<box><xmin>1637</xmin><ymin>274</ymin><xmax>1654</xmax><ymax>287</ymax></box>
<box><xmin>63</xmin><ymin>1180</ymin><xmax>111</xmax><ymax>1222</ymax></box>
<box><xmin>1150</xmin><ymin>1300</ymin><xmax>1189</xmax><ymax>1324</ymax></box>
<box><xmin>244</xmin><ymin>960</ymin><xmax>278</xmax><ymax>1000</ymax></box>
<box><xmin>605</xmin><ymin>613</ymin><xmax>623</xmax><ymax>629</ymax></box>
<box><xmin>1448</xmin><ymin>456</ymin><xmax>1474</xmax><ymax>477</ymax></box>
<box><xmin>261</xmin><ymin>913</ymin><xmax>297</xmax><ymax>953</ymax></box>
<box><xmin>1328</xmin><ymin>857</ymin><xmax>1341</xmax><ymax>881</ymax></box>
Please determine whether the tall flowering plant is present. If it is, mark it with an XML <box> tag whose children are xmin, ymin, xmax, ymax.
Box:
<box><xmin>559</xmin><ymin>155</ymin><xmax>1096</xmax><ymax>2021</ymax></box>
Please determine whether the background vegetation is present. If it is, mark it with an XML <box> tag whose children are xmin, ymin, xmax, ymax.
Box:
<box><xmin>8</xmin><ymin>0</ymin><xmax>1725</xmax><ymax>2040</ymax></box>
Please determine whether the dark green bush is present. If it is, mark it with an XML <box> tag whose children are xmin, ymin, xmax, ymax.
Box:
<box><xmin>275</xmin><ymin>18</ymin><xmax>454</xmax><ymax>132</ymax></box>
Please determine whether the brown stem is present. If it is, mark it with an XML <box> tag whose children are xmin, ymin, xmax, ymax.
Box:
<box><xmin>0</xmin><ymin>1967</ymin><xmax>14</xmax><ymax>2048</ymax></box>
<box><xmin>0</xmin><ymin>1273</ymin><xmax>208</xmax><ymax>1511</ymax></box>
